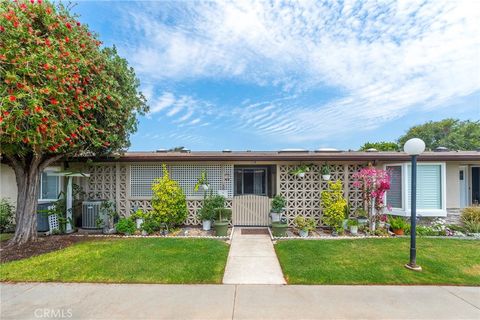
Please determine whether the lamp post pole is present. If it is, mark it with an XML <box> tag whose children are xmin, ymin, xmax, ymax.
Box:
<box><xmin>404</xmin><ymin>138</ymin><xmax>425</xmax><ymax>272</ymax></box>
<box><xmin>408</xmin><ymin>154</ymin><xmax>419</xmax><ymax>269</ymax></box>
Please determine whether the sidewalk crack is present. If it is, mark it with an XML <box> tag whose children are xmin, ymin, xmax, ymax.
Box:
<box><xmin>231</xmin><ymin>285</ymin><xmax>238</xmax><ymax>320</ymax></box>
<box><xmin>441</xmin><ymin>286</ymin><xmax>480</xmax><ymax>311</ymax></box>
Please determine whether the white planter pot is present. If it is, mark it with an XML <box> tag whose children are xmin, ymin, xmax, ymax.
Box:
<box><xmin>297</xmin><ymin>172</ymin><xmax>306</xmax><ymax>178</ymax></box>
<box><xmin>322</xmin><ymin>174</ymin><xmax>331</xmax><ymax>181</ymax></box>
<box><xmin>271</xmin><ymin>212</ymin><xmax>281</xmax><ymax>222</ymax></box>
<box><xmin>350</xmin><ymin>225</ymin><xmax>358</xmax><ymax>235</ymax></box>
<box><xmin>202</xmin><ymin>220</ymin><xmax>212</xmax><ymax>231</ymax></box>
<box><xmin>201</xmin><ymin>184</ymin><xmax>209</xmax><ymax>191</ymax></box>
<box><xmin>141</xmin><ymin>230</ymin><xmax>148</xmax><ymax>236</ymax></box>
<box><xmin>299</xmin><ymin>229</ymin><xmax>309</xmax><ymax>237</ymax></box>
<box><xmin>136</xmin><ymin>218</ymin><xmax>144</xmax><ymax>230</ymax></box>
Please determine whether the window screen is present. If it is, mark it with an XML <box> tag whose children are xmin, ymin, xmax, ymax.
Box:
<box><xmin>39</xmin><ymin>172</ymin><xmax>60</xmax><ymax>200</ymax></box>
<box><xmin>386</xmin><ymin>166</ymin><xmax>402</xmax><ymax>208</ymax></box>
<box><xmin>408</xmin><ymin>165</ymin><xmax>442</xmax><ymax>209</ymax></box>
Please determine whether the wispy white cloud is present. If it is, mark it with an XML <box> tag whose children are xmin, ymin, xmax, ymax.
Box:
<box><xmin>124</xmin><ymin>0</ymin><xmax>480</xmax><ymax>143</ymax></box>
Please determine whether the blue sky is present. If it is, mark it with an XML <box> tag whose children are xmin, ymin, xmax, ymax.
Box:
<box><xmin>72</xmin><ymin>0</ymin><xmax>480</xmax><ymax>151</ymax></box>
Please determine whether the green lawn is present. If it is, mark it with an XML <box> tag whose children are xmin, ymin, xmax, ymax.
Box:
<box><xmin>0</xmin><ymin>238</ymin><xmax>229</xmax><ymax>284</ymax></box>
<box><xmin>275</xmin><ymin>238</ymin><xmax>480</xmax><ymax>285</ymax></box>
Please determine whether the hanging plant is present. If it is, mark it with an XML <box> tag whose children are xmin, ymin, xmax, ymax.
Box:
<box><xmin>289</xmin><ymin>164</ymin><xmax>311</xmax><ymax>178</ymax></box>
<box><xmin>194</xmin><ymin>170</ymin><xmax>210</xmax><ymax>192</ymax></box>
<box><xmin>321</xmin><ymin>162</ymin><xmax>331</xmax><ymax>180</ymax></box>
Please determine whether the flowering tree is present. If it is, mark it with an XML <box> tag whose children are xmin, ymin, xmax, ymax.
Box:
<box><xmin>0</xmin><ymin>1</ymin><xmax>148</xmax><ymax>244</ymax></box>
<box><xmin>352</xmin><ymin>166</ymin><xmax>391</xmax><ymax>230</ymax></box>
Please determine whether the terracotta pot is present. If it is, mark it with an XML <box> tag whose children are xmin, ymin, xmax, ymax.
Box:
<box><xmin>393</xmin><ymin>228</ymin><xmax>404</xmax><ymax>235</ymax></box>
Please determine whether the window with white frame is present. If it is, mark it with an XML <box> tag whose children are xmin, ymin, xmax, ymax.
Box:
<box><xmin>38</xmin><ymin>170</ymin><xmax>61</xmax><ymax>201</ymax></box>
<box><xmin>385</xmin><ymin>163</ymin><xmax>446</xmax><ymax>215</ymax></box>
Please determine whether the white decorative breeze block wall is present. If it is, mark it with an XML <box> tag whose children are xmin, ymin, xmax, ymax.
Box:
<box><xmin>279</xmin><ymin>163</ymin><xmax>365</xmax><ymax>226</ymax></box>
<box><xmin>85</xmin><ymin>163</ymin><xmax>234</xmax><ymax>224</ymax></box>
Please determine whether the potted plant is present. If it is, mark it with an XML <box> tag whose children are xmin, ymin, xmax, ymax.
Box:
<box><xmin>355</xmin><ymin>208</ymin><xmax>368</xmax><ymax>225</ymax></box>
<box><xmin>270</xmin><ymin>195</ymin><xmax>286</xmax><ymax>222</ymax></box>
<box><xmin>131</xmin><ymin>209</ymin><xmax>145</xmax><ymax>230</ymax></box>
<box><xmin>214</xmin><ymin>208</ymin><xmax>232</xmax><ymax>236</ymax></box>
<box><xmin>342</xmin><ymin>204</ymin><xmax>351</xmax><ymax>230</ymax></box>
<box><xmin>347</xmin><ymin>218</ymin><xmax>359</xmax><ymax>235</ymax></box>
<box><xmin>289</xmin><ymin>164</ymin><xmax>310</xmax><ymax>178</ymax></box>
<box><xmin>271</xmin><ymin>217</ymin><xmax>289</xmax><ymax>237</ymax></box>
<box><xmin>293</xmin><ymin>216</ymin><xmax>317</xmax><ymax>237</ymax></box>
<box><xmin>388</xmin><ymin>215</ymin><xmax>408</xmax><ymax>235</ymax></box>
<box><xmin>321</xmin><ymin>162</ymin><xmax>331</xmax><ymax>180</ymax></box>
<box><xmin>194</xmin><ymin>170</ymin><xmax>209</xmax><ymax>192</ymax></box>
<box><xmin>198</xmin><ymin>193</ymin><xmax>225</xmax><ymax>231</ymax></box>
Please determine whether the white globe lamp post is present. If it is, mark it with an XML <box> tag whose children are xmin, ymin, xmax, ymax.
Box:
<box><xmin>404</xmin><ymin>138</ymin><xmax>425</xmax><ymax>271</ymax></box>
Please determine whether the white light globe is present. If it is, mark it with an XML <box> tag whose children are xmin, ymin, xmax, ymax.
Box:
<box><xmin>404</xmin><ymin>138</ymin><xmax>426</xmax><ymax>155</ymax></box>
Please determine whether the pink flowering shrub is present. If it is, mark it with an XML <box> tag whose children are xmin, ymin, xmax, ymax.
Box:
<box><xmin>352</xmin><ymin>166</ymin><xmax>391</xmax><ymax>228</ymax></box>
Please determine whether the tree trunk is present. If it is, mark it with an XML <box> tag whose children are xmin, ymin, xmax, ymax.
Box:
<box><xmin>6</xmin><ymin>154</ymin><xmax>63</xmax><ymax>245</ymax></box>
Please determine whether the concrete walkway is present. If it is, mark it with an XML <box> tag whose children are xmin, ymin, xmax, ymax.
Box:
<box><xmin>223</xmin><ymin>228</ymin><xmax>285</xmax><ymax>284</ymax></box>
<box><xmin>1</xmin><ymin>283</ymin><xmax>479</xmax><ymax>319</ymax></box>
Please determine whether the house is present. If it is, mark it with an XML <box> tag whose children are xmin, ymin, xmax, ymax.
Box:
<box><xmin>1</xmin><ymin>150</ymin><xmax>479</xmax><ymax>226</ymax></box>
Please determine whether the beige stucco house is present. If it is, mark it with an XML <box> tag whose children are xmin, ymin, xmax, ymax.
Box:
<box><xmin>1</xmin><ymin>150</ymin><xmax>479</xmax><ymax>226</ymax></box>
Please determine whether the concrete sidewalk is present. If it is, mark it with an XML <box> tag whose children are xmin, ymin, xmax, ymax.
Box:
<box><xmin>1</xmin><ymin>283</ymin><xmax>479</xmax><ymax>319</ymax></box>
<box><xmin>223</xmin><ymin>228</ymin><xmax>285</xmax><ymax>284</ymax></box>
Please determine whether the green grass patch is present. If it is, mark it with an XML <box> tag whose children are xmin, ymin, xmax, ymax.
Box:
<box><xmin>0</xmin><ymin>233</ymin><xmax>13</xmax><ymax>241</ymax></box>
<box><xmin>275</xmin><ymin>238</ymin><xmax>480</xmax><ymax>285</ymax></box>
<box><xmin>0</xmin><ymin>238</ymin><xmax>229</xmax><ymax>284</ymax></box>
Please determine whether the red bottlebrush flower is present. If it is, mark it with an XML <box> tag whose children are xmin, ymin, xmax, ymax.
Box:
<box><xmin>107</xmin><ymin>95</ymin><xmax>111</xmax><ymax>100</ymax></box>
<box><xmin>13</xmin><ymin>21</ymin><xmax>19</xmax><ymax>28</ymax></box>
<box><xmin>38</xmin><ymin>0</ymin><xmax>43</xmax><ymax>3</ymax></box>
<box><xmin>50</xmin><ymin>98</ymin><xmax>58</xmax><ymax>105</ymax></box>
<box><xmin>20</xmin><ymin>4</ymin><xmax>27</xmax><ymax>10</ymax></box>
<box><xmin>43</xmin><ymin>63</ymin><xmax>49</xmax><ymax>70</ymax></box>
<box><xmin>76</xmin><ymin>21</ymin><xmax>81</xmax><ymax>26</ymax></box>
<box><xmin>46</xmin><ymin>7</ymin><xmax>52</xmax><ymax>14</ymax></box>
<box><xmin>0</xmin><ymin>116</ymin><xmax>3</xmax><ymax>123</ymax></box>
<box><xmin>9</xmin><ymin>95</ymin><xmax>16</xmax><ymax>102</ymax></box>
<box><xmin>79</xmin><ymin>105</ymin><xmax>84</xmax><ymax>111</ymax></box>
<box><xmin>65</xmin><ymin>37</ymin><xmax>69</xmax><ymax>43</ymax></box>
<box><xmin>49</xmin><ymin>146</ymin><xmax>57</xmax><ymax>152</ymax></box>
<box><xmin>41</xmin><ymin>117</ymin><xmax>48</xmax><ymax>123</ymax></box>
<box><xmin>23</xmin><ymin>137</ymin><xmax>30</xmax><ymax>143</ymax></box>
<box><xmin>78</xmin><ymin>126</ymin><xmax>84</xmax><ymax>131</ymax></box>
<box><xmin>66</xmin><ymin>107</ymin><xmax>73</xmax><ymax>115</ymax></box>
<box><xmin>71</xmin><ymin>133</ymin><xmax>78</xmax><ymax>139</ymax></box>
<box><xmin>17</xmin><ymin>82</ymin><xmax>24</xmax><ymax>89</ymax></box>
<box><xmin>24</xmin><ymin>109</ymin><xmax>30</xmax><ymax>116</ymax></box>
<box><xmin>30</xmin><ymin>0</ymin><xmax>34</xmax><ymax>4</ymax></box>
<box><xmin>0</xmin><ymin>26</ymin><xmax>5</xmax><ymax>32</ymax></box>
<box><xmin>65</xmin><ymin>22</ymin><xmax>72</xmax><ymax>29</ymax></box>
<box><xmin>34</xmin><ymin>106</ymin><xmax>42</xmax><ymax>112</ymax></box>
<box><xmin>38</xmin><ymin>124</ymin><xmax>47</xmax><ymax>133</ymax></box>
<box><xmin>45</xmin><ymin>38</ymin><xmax>51</xmax><ymax>46</ymax></box>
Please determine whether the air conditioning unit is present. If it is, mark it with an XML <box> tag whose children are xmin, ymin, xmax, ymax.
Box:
<box><xmin>81</xmin><ymin>201</ymin><xmax>105</xmax><ymax>229</ymax></box>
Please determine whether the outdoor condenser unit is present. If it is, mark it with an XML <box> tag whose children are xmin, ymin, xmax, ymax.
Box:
<box><xmin>81</xmin><ymin>201</ymin><xmax>104</xmax><ymax>229</ymax></box>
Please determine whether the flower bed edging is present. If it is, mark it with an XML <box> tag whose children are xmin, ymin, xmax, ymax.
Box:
<box><xmin>72</xmin><ymin>227</ymin><xmax>235</xmax><ymax>241</ymax></box>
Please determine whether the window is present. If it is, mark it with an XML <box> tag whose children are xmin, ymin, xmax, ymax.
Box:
<box><xmin>386</xmin><ymin>165</ymin><xmax>402</xmax><ymax>209</ymax></box>
<box><xmin>407</xmin><ymin>164</ymin><xmax>442</xmax><ymax>210</ymax></box>
<box><xmin>234</xmin><ymin>167</ymin><xmax>267</xmax><ymax>196</ymax></box>
<box><xmin>385</xmin><ymin>163</ymin><xmax>446</xmax><ymax>216</ymax></box>
<box><xmin>38</xmin><ymin>171</ymin><xmax>60</xmax><ymax>201</ymax></box>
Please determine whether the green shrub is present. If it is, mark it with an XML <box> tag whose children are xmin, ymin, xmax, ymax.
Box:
<box><xmin>150</xmin><ymin>164</ymin><xmax>188</xmax><ymax>230</ymax></box>
<box><xmin>321</xmin><ymin>180</ymin><xmax>347</xmax><ymax>231</ymax></box>
<box><xmin>141</xmin><ymin>218</ymin><xmax>162</xmax><ymax>235</ymax></box>
<box><xmin>461</xmin><ymin>206</ymin><xmax>480</xmax><ymax>233</ymax></box>
<box><xmin>388</xmin><ymin>216</ymin><xmax>408</xmax><ymax>230</ymax></box>
<box><xmin>0</xmin><ymin>198</ymin><xmax>15</xmax><ymax>233</ymax></box>
<box><xmin>198</xmin><ymin>193</ymin><xmax>225</xmax><ymax>221</ymax></box>
<box><xmin>293</xmin><ymin>216</ymin><xmax>317</xmax><ymax>231</ymax></box>
<box><xmin>116</xmin><ymin>218</ymin><xmax>136</xmax><ymax>235</ymax></box>
<box><xmin>271</xmin><ymin>195</ymin><xmax>286</xmax><ymax>213</ymax></box>
<box><xmin>215</xmin><ymin>208</ymin><xmax>232</xmax><ymax>222</ymax></box>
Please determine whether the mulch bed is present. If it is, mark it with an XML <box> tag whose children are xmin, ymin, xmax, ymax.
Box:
<box><xmin>0</xmin><ymin>235</ymin><xmax>91</xmax><ymax>263</ymax></box>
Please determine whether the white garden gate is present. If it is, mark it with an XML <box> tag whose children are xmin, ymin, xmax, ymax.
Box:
<box><xmin>232</xmin><ymin>195</ymin><xmax>271</xmax><ymax>226</ymax></box>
